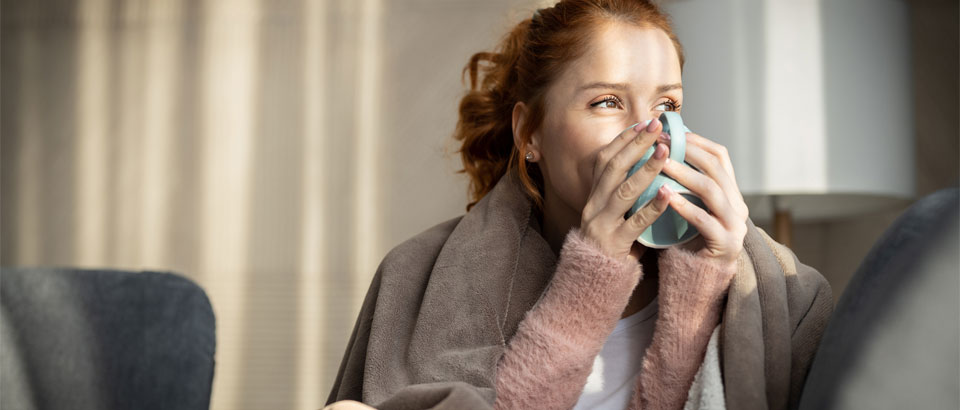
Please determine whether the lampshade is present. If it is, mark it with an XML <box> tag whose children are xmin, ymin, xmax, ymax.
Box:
<box><xmin>662</xmin><ymin>0</ymin><xmax>915</xmax><ymax>222</ymax></box>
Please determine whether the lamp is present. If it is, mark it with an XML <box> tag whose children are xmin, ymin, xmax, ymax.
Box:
<box><xmin>662</xmin><ymin>0</ymin><xmax>914</xmax><ymax>246</ymax></box>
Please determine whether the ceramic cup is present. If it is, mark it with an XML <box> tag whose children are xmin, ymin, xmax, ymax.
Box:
<box><xmin>624</xmin><ymin>111</ymin><xmax>708</xmax><ymax>248</ymax></box>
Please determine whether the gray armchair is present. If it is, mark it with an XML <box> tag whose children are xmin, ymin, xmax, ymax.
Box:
<box><xmin>1</xmin><ymin>268</ymin><xmax>216</xmax><ymax>410</ymax></box>
<box><xmin>799</xmin><ymin>188</ymin><xmax>960</xmax><ymax>410</ymax></box>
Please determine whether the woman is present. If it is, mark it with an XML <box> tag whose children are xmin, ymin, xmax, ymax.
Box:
<box><xmin>327</xmin><ymin>1</ymin><xmax>833</xmax><ymax>409</ymax></box>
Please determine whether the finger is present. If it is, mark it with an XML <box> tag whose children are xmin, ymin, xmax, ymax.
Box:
<box><xmin>586</xmin><ymin>123</ymin><xmax>648</xmax><ymax>218</ymax></box>
<box><xmin>664</xmin><ymin>186</ymin><xmax>727</xmax><ymax>244</ymax></box>
<box><xmin>685</xmin><ymin>132</ymin><xmax>738</xmax><ymax>185</ymax></box>
<box><xmin>681</xmin><ymin>143</ymin><xmax>731</xmax><ymax>189</ymax></box>
<box><xmin>617</xmin><ymin>183</ymin><xmax>671</xmax><ymax>240</ymax></box>
<box><xmin>684</xmin><ymin>134</ymin><xmax>749</xmax><ymax>220</ymax></box>
<box><xmin>602</xmin><ymin>142</ymin><xmax>669</xmax><ymax>220</ymax></box>
<box><xmin>591</xmin><ymin>118</ymin><xmax>663</xmax><ymax>210</ymax></box>
<box><xmin>584</xmin><ymin>120</ymin><xmax>661</xmax><ymax>220</ymax></box>
<box><xmin>662</xmin><ymin>157</ymin><xmax>739</xmax><ymax>229</ymax></box>
<box><xmin>591</xmin><ymin>121</ymin><xmax>648</xmax><ymax>188</ymax></box>
<box><xmin>682</xmin><ymin>143</ymin><xmax>748</xmax><ymax>219</ymax></box>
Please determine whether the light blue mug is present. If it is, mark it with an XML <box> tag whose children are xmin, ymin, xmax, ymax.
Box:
<box><xmin>624</xmin><ymin>111</ymin><xmax>708</xmax><ymax>248</ymax></box>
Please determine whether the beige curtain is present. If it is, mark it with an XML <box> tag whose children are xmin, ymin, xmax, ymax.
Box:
<box><xmin>1</xmin><ymin>0</ymin><xmax>544</xmax><ymax>408</ymax></box>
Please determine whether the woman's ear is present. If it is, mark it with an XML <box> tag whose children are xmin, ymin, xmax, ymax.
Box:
<box><xmin>512</xmin><ymin>102</ymin><xmax>540</xmax><ymax>157</ymax></box>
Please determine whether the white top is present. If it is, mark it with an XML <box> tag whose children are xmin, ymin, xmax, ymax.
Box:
<box><xmin>573</xmin><ymin>297</ymin><xmax>659</xmax><ymax>410</ymax></box>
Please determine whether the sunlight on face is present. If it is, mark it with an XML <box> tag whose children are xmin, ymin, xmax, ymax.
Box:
<box><xmin>534</xmin><ymin>22</ymin><xmax>683</xmax><ymax>217</ymax></box>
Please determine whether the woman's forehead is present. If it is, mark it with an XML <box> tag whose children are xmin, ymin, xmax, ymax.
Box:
<box><xmin>558</xmin><ymin>23</ymin><xmax>681</xmax><ymax>94</ymax></box>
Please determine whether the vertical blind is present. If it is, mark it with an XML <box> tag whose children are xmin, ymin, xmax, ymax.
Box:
<box><xmin>1</xmin><ymin>0</ymin><xmax>545</xmax><ymax>408</ymax></box>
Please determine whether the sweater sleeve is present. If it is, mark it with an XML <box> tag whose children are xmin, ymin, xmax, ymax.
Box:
<box><xmin>493</xmin><ymin>228</ymin><xmax>644</xmax><ymax>410</ymax></box>
<box><xmin>629</xmin><ymin>246</ymin><xmax>737</xmax><ymax>410</ymax></box>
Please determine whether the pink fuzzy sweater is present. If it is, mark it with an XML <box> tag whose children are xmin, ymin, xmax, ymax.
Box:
<box><xmin>493</xmin><ymin>229</ymin><xmax>736</xmax><ymax>410</ymax></box>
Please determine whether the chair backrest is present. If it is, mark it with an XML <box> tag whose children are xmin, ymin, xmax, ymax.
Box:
<box><xmin>1</xmin><ymin>268</ymin><xmax>216</xmax><ymax>410</ymax></box>
<box><xmin>799</xmin><ymin>188</ymin><xmax>960</xmax><ymax>410</ymax></box>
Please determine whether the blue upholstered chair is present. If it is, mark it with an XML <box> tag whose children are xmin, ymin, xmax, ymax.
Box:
<box><xmin>1</xmin><ymin>269</ymin><xmax>216</xmax><ymax>410</ymax></box>
<box><xmin>799</xmin><ymin>188</ymin><xmax>960</xmax><ymax>410</ymax></box>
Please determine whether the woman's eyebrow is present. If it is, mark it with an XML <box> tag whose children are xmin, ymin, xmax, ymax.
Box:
<box><xmin>579</xmin><ymin>81</ymin><xmax>630</xmax><ymax>92</ymax></box>
<box><xmin>578</xmin><ymin>82</ymin><xmax>683</xmax><ymax>94</ymax></box>
<box><xmin>656</xmin><ymin>83</ymin><xmax>683</xmax><ymax>94</ymax></box>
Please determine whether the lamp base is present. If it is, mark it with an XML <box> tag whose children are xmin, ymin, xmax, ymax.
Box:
<box><xmin>774</xmin><ymin>208</ymin><xmax>793</xmax><ymax>248</ymax></box>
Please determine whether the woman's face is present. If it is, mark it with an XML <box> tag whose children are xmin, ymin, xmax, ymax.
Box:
<box><xmin>529</xmin><ymin>22</ymin><xmax>683</xmax><ymax>218</ymax></box>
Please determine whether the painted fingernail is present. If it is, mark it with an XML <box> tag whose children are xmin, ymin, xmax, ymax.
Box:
<box><xmin>645</xmin><ymin>117</ymin><xmax>660</xmax><ymax>133</ymax></box>
<box><xmin>659</xmin><ymin>131</ymin><xmax>671</xmax><ymax>141</ymax></box>
<box><xmin>633</xmin><ymin>121</ymin><xmax>646</xmax><ymax>132</ymax></box>
<box><xmin>657</xmin><ymin>185</ymin><xmax>669</xmax><ymax>200</ymax></box>
<box><xmin>662</xmin><ymin>184</ymin><xmax>674</xmax><ymax>194</ymax></box>
<box><xmin>653</xmin><ymin>143</ymin><xmax>666</xmax><ymax>159</ymax></box>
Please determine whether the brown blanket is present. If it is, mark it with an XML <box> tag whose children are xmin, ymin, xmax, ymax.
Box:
<box><xmin>327</xmin><ymin>170</ymin><xmax>833</xmax><ymax>410</ymax></box>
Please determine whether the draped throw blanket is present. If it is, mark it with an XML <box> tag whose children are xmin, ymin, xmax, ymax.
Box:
<box><xmin>327</xmin><ymin>170</ymin><xmax>833</xmax><ymax>410</ymax></box>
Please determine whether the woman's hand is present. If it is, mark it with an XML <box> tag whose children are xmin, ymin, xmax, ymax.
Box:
<box><xmin>659</xmin><ymin>130</ymin><xmax>749</xmax><ymax>268</ymax></box>
<box><xmin>580</xmin><ymin>117</ymin><xmax>672</xmax><ymax>262</ymax></box>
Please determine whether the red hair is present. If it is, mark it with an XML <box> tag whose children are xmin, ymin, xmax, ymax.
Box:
<box><xmin>453</xmin><ymin>0</ymin><xmax>684</xmax><ymax>211</ymax></box>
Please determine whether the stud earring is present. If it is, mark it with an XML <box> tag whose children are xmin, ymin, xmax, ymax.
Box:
<box><xmin>525</xmin><ymin>151</ymin><xmax>535</xmax><ymax>162</ymax></box>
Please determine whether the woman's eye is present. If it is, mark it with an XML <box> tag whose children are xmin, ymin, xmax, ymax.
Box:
<box><xmin>590</xmin><ymin>96</ymin><xmax>622</xmax><ymax>109</ymax></box>
<box><xmin>654</xmin><ymin>100</ymin><xmax>679</xmax><ymax>112</ymax></box>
